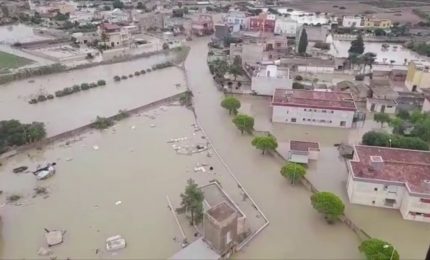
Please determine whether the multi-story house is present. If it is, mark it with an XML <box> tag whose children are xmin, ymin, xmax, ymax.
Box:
<box><xmin>405</xmin><ymin>60</ymin><xmax>430</xmax><ymax>92</ymax></box>
<box><xmin>342</xmin><ymin>15</ymin><xmax>363</xmax><ymax>28</ymax></box>
<box><xmin>274</xmin><ymin>17</ymin><xmax>298</xmax><ymax>37</ymax></box>
<box><xmin>249</xmin><ymin>12</ymin><xmax>276</xmax><ymax>32</ymax></box>
<box><xmin>272</xmin><ymin>89</ymin><xmax>357</xmax><ymax>128</ymax></box>
<box><xmin>98</xmin><ymin>23</ymin><xmax>131</xmax><ymax>48</ymax></box>
<box><xmin>364</xmin><ymin>17</ymin><xmax>392</xmax><ymax>29</ymax></box>
<box><xmin>347</xmin><ymin>145</ymin><xmax>430</xmax><ymax>223</ymax></box>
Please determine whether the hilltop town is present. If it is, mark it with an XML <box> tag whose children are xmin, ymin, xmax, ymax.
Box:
<box><xmin>0</xmin><ymin>0</ymin><xmax>429</xmax><ymax>259</ymax></box>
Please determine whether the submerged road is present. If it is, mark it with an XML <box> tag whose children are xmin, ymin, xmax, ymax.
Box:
<box><xmin>184</xmin><ymin>38</ymin><xmax>361</xmax><ymax>258</ymax></box>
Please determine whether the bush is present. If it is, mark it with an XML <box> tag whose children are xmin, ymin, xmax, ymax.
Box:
<box><xmin>121</xmin><ymin>75</ymin><xmax>128</xmax><ymax>80</ymax></box>
<box><xmin>295</xmin><ymin>75</ymin><xmax>303</xmax><ymax>81</ymax></box>
<box><xmin>73</xmin><ymin>85</ymin><xmax>81</xmax><ymax>92</ymax></box>
<box><xmin>292</xmin><ymin>82</ymin><xmax>305</xmax><ymax>89</ymax></box>
<box><xmin>114</xmin><ymin>109</ymin><xmax>129</xmax><ymax>120</ymax></box>
<box><xmin>146</xmin><ymin>69</ymin><xmax>152</xmax><ymax>72</ymax></box>
<box><xmin>311</xmin><ymin>192</ymin><xmax>345</xmax><ymax>223</ymax></box>
<box><xmin>90</xmin><ymin>83</ymin><xmax>98</xmax><ymax>88</ymax></box>
<box><xmin>359</xmin><ymin>239</ymin><xmax>400</xmax><ymax>260</ymax></box>
<box><xmin>140</xmin><ymin>70</ymin><xmax>146</xmax><ymax>74</ymax></box>
<box><xmin>129</xmin><ymin>74</ymin><xmax>134</xmax><ymax>78</ymax></box>
<box><xmin>55</xmin><ymin>90</ymin><xmax>65</xmax><ymax>97</ymax></box>
<box><xmin>63</xmin><ymin>87</ymin><xmax>74</xmax><ymax>95</ymax></box>
<box><xmin>92</xmin><ymin>116</ymin><xmax>114</xmax><ymax>130</ymax></box>
<box><xmin>355</xmin><ymin>75</ymin><xmax>365</xmax><ymax>81</ymax></box>
<box><xmin>97</xmin><ymin>80</ymin><xmax>106</xmax><ymax>86</ymax></box>
<box><xmin>314</xmin><ymin>41</ymin><xmax>330</xmax><ymax>50</ymax></box>
<box><xmin>362</xmin><ymin>131</ymin><xmax>429</xmax><ymax>150</ymax></box>
<box><xmin>80</xmin><ymin>83</ymin><xmax>90</xmax><ymax>90</ymax></box>
<box><xmin>29</xmin><ymin>98</ymin><xmax>38</xmax><ymax>104</ymax></box>
<box><xmin>37</xmin><ymin>95</ymin><xmax>47</xmax><ymax>102</ymax></box>
<box><xmin>114</xmin><ymin>75</ymin><xmax>121</xmax><ymax>81</ymax></box>
<box><xmin>134</xmin><ymin>71</ymin><xmax>140</xmax><ymax>76</ymax></box>
<box><xmin>47</xmin><ymin>94</ymin><xmax>54</xmax><ymax>100</ymax></box>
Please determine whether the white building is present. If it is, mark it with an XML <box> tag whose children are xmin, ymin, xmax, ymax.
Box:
<box><xmin>288</xmin><ymin>140</ymin><xmax>320</xmax><ymax>164</ymax></box>
<box><xmin>224</xmin><ymin>11</ymin><xmax>247</xmax><ymax>30</ymax></box>
<box><xmin>272</xmin><ymin>89</ymin><xmax>357</xmax><ymax>128</ymax></box>
<box><xmin>251</xmin><ymin>65</ymin><xmax>292</xmax><ymax>96</ymax></box>
<box><xmin>347</xmin><ymin>145</ymin><xmax>430</xmax><ymax>223</ymax></box>
<box><xmin>99</xmin><ymin>8</ymin><xmax>130</xmax><ymax>24</ymax></box>
<box><xmin>98</xmin><ymin>23</ymin><xmax>131</xmax><ymax>48</ymax></box>
<box><xmin>342</xmin><ymin>16</ymin><xmax>363</xmax><ymax>28</ymax></box>
<box><xmin>274</xmin><ymin>17</ymin><xmax>298</xmax><ymax>37</ymax></box>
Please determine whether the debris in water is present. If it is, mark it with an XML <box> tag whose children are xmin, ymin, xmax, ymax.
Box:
<box><xmin>37</xmin><ymin>247</ymin><xmax>52</xmax><ymax>256</ymax></box>
<box><xmin>7</xmin><ymin>194</ymin><xmax>21</xmax><ymax>203</ymax></box>
<box><xmin>115</xmin><ymin>201</ymin><xmax>122</xmax><ymax>205</ymax></box>
<box><xmin>13</xmin><ymin>166</ymin><xmax>28</xmax><ymax>174</ymax></box>
<box><xmin>106</xmin><ymin>235</ymin><xmax>126</xmax><ymax>251</ymax></box>
<box><xmin>131</xmin><ymin>125</ymin><xmax>136</xmax><ymax>130</ymax></box>
<box><xmin>34</xmin><ymin>186</ymin><xmax>48</xmax><ymax>196</ymax></box>
<box><xmin>93</xmin><ymin>145</ymin><xmax>99</xmax><ymax>150</ymax></box>
<box><xmin>45</xmin><ymin>229</ymin><xmax>65</xmax><ymax>247</ymax></box>
<box><xmin>65</xmin><ymin>158</ymin><xmax>73</xmax><ymax>162</ymax></box>
<box><xmin>194</xmin><ymin>166</ymin><xmax>206</xmax><ymax>173</ymax></box>
<box><xmin>150</xmin><ymin>124</ymin><xmax>156</xmax><ymax>128</ymax></box>
<box><xmin>33</xmin><ymin>163</ymin><xmax>56</xmax><ymax>180</ymax></box>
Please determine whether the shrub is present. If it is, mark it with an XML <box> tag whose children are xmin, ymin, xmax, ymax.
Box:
<box><xmin>73</xmin><ymin>85</ymin><xmax>81</xmax><ymax>92</ymax></box>
<box><xmin>114</xmin><ymin>75</ymin><xmax>121</xmax><ymax>81</ymax></box>
<box><xmin>7</xmin><ymin>194</ymin><xmax>21</xmax><ymax>203</ymax></box>
<box><xmin>29</xmin><ymin>98</ymin><xmax>38</xmax><ymax>104</ymax></box>
<box><xmin>129</xmin><ymin>74</ymin><xmax>134</xmax><ymax>78</ymax></box>
<box><xmin>146</xmin><ymin>69</ymin><xmax>152</xmax><ymax>72</ymax></box>
<box><xmin>97</xmin><ymin>80</ymin><xmax>106</xmax><ymax>86</ymax></box>
<box><xmin>355</xmin><ymin>74</ymin><xmax>365</xmax><ymax>81</ymax></box>
<box><xmin>134</xmin><ymin>71</ymin><xmax>140</xmax><ymax>76</ymax></box>
<box><xmin>47</xmin><ymin>94</ymin><xmax>54</xmax><ymax>99</ymax></box>
<box><xmin>311</xmin><ymin>192</ymin><xmax>345</xmax><ymax>223</ymax></box>
<box><xmin>63</xmin><ymin>87</ymin><xmax>74</xmax><ymax>95</ymax></box>
<box><xmin>92</xmin><ymin>116</ymin><xmax>114</xmax><ymax>130</ymax></box>
<box><xmin>89</xmin><ymin>83</ymin><xmax>97</xmax><ymax>88</ymax></box>
<box><xmin>121</xmin><ymin>75</ymin><xmax>128</xmax><ymax>79</ymax></box>
<box><xmin>37</xmin><ymin>95</ymin><xmax>47</xmax><ymax>102</ymax></box>
<box><xmin>295</xmin><ymin>75</ymin><xmax>303</xmax><ymax>81</ymax></box>
<box><xmin>55</xmin><ymin>90</ymin><xmax>65</xmax><ymax>97</ymax></box>
<box><xmin>81</xmin><ymin>83</ymin><xmax>90</xmax><ymax>90</ymax></box>
<box><xmin>140</xmin><ymin>70</ymin><xmax>146</xmax><ymax>74</ymax></box>
<box><xmin>292</xmin><ymin>82</ymin><xmax>305</xmax><ymax>89</ymax></box>
<box><xmin>114</xmin><ymin>109</ymin><xmax>129</xmax><ymax>120</ymax></box>
<box><xmin>314</xmin><ymin>41</ymin><xmax>330</xmax><ymax>50</ymax></box>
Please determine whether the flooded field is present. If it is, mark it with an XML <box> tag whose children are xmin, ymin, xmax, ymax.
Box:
<box><xmin>328</xmin><ymin>38</ymin><xmax>426</xmax><ymax>65</ymax></box>
<box><xmin>0</xmin><ymin>105</ymin><xmax>266</xmax><ymax>259</ymax></box>
<box><xmin>0</xmin><ymin>24</ymin><xmax>52</xmax><ymax>45</ymax></box>
<box><xmin>0</xmin><ymin>53</ymin><xmax>186</xmax><ymax>136</ymax></box>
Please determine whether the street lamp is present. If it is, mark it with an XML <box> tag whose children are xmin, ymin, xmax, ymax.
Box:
<box><xmin>383</xmin><ymin>244</ymin><xmax>396</xmax><ymax>260</ymax></box>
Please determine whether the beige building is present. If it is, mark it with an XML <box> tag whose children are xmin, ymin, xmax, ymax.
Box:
<box><xmin>364</xmin><ymin>17</ymin><xmax>392</xmax><ymax>29</ymax></box>
<box><xmin>405</xmin><ymin>61</ymin><xmax>430</xmax><ymax>92</ymax></box>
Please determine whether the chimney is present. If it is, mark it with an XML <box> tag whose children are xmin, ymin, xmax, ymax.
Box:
<box><xmin>369</xmin><ymin>156</ymin><xmax>384</xmax><ymax>172</ymax></box>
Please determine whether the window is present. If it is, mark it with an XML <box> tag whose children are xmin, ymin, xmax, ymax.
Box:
<box><xmin>312</xmin><ymin>119</ymin><xmax>315</xmax><ymax>122</ymax></box>
<box><xmin>340</xmin><ymin>121</ymin><xmax>346</xmax><ymax>127</ymax></box>
<box><xmin>303</xmin><ymin>118</ymin><xmax>306</xmax><ymax>121</ymax></box>
<box><xmin>291</xmin><ymin>118</ymin><xmax>297</xmax><ymax>122</ymax></box>
<box><xmin>374</xmin><ymin>187</ymin><xmax>378</xmax><ymax>191</ymax></box>
<box><xmin>322</xmin><ymin>110</ymin><xmax>326</xmax><ymax>113</ymax></box>
<box><xmin>304</xmin><ymin>108</ymin><xmax>307</xmax><ymax>111</ymax></box>
<box><xmin>420</xmin><ymin>198</ymin><xmax>430</xmax><ymax>204</ymax></box>
<box><xmin>331</xmin><ymin>110</ymin><xmax>334</xmax><ymax>113</ymax></box>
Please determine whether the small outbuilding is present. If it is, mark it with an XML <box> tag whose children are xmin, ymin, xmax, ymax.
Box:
<box><xmin>288</xmin><ymin>140</ymin><xmax>320</xmax><ymax>164</ymax></box>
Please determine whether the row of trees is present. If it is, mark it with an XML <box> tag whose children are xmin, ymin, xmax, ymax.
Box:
<box><xmin>0</xmin><ymin>120</ymin><xmax>46</xmax><ymax>153</ymax></box>
<box><xmin>219</xmin><ymin>97</ymin><xmax>399</xmax><ymax>260</ymax></box>
<box><xmin>113</xmin><ymin>62</ymin><xmax>173</xmax><ymax>82</ymax></box>
<box><xmin>348</xmin><ymin>34</ymin><xmax>377</xmax><ymax>72</ymax></box>
<box><xmin>208</xmin><ymin>56</ymin><xmax>243</xmax><ymax>82</ymax></box>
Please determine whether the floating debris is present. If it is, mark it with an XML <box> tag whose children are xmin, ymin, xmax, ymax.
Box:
<box><xmin>150</xmin><ymin>124</ymin><xmax>156</xmax><ymax>128</ymax></box>
<box><xmin>45</xmin><ymin>229</ymin><xmax>65</xmax><ymax>247</ymax></box>
<box><xmin>115</xmin><ymin>201</ymin><xmax>122</xmax><ymax>206</ymax></box>
<box><xmin>37</xmin><ymin>247</ymin><xmax>52</xmax><ymax>256</ymax></box>
<box><xmin>7</xmin><ymin>194</ymin><xmax>21</xmax><ymax>203</ymax></box>
<box><xmin>106</xmin><ymin>235</ymin><xmax>126</xmax><ymax>252</ymax></box>
<box><xmin>33</xmin><ymin>163</ymin><xmax>56</xmax><ymax>180</ymax></box>
<box><xmin>93</xmin><ymin>145</ymin><xmax>99</xmax><ymax>150</ymax></box>
<box><xmin>13</xmin><ymin>166</ymin><xmax>28</xmax><ymax>174</ymax></box>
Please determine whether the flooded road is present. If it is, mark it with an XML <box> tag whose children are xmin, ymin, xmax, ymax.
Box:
<box><xmin>0</xmin><ymin>53</ymin><xmax>186</xmax><ymax>136</ymax></box>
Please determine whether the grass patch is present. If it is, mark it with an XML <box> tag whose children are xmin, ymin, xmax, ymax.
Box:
<box><xmin>0</xmin><ymin>51</ymin><xmax>33</xmax><ymax>70</ymax></box>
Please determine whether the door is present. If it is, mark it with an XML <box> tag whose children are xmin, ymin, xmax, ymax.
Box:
<box><xmin>370</xmin><ymin>103</ymin><xmax>375</xmax><ymax>112</ymax></box>
<box><xmin>381</xmin><ymin>105</ymin><xmax>385</xmax><ymax>113</ymax></box>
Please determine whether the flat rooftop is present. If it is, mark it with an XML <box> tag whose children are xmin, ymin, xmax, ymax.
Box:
<box><xmin>349</xmin><ymin>145</ymin><xmax>430</xmax><ymax>196</ymax></box>
<box><xmin>207</xmin><ymin>201</ymin><xmax>237</xmax><ymax>223</ymax></box>
<box><xmin>290</xmin><ymin>140</ymin><xmax>320</xmax><ymax>152</ymax></box>
<box><xmin>272</xmin><ymin>89</ymin><xmax>357</xmax><ymax>111</ymax></box>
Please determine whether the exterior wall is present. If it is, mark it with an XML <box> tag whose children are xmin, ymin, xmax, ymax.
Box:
<box><xmin>297</xmin><ymin>65</ymin><xmax>334</xmax><ymax>73</ymax></box>
<box><xmin>400</xmin><ymin>193</ymin><xmax>430</xmax><ymax>223</ymax></box>
<box><xmin>203</xmin><ymin>213</ymin><xmax>238</xmax><ymax>255</ymax></box>
<box><xmin>347</xmin><ymin>178</ymin><xmax>405</xmax><ymax>209</ymax></box>
<box><xmin>242</xmin><ymin>43</ymin><xmax>264</xmax><ymax>64</ymax></box>
<box><xmin>274</xmin><ymin>19</ymin><xmax>298</xmax><ymax>36</ymax></box>
<box><xmin>249</xmin><ymin>18</ymin><xmax>275</xmax><ymax>32</ymax></box>
<box><xmin>366</xmin><ymin>101</ymin><xmax>397</xmax><ymax>114</ymax></box>
<box><xmin>272</xmin><ymin>105</ymin><xmax>355</xmax><ymax>128</ymax></box>
<box><xmin>251</xmin><ymin>75</ymin><xmax>292</xmax><ymax>96</ymax></box>
<box><xmin>405</xmin><ymin>62</ymin><xmax>430</xmax><ymax>91</ymax></box>
<box><xmin>342</xmin><ymin>16</ymin><xmax>363</xmax><ymax>28</ymax></box>
<box><xmin>308</xmin><ymin>149</ymin><xmax>319</xmax><ymax>160</ymax></box>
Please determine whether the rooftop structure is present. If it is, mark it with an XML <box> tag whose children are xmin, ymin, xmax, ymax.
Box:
<box><xmin>169</xmin><ymin>237</ymin><xmax>220</xmax><ymax>260</ymax></box>
<box><xmin>347</xmin><ymin>145</ymin><xmax>430</xmax><ymax>222</ymax></box>
<box><xmin>288</xmin><ymin>140</ymin><xmax>320</xmax><ymax>164</ymax></box>
<box><xmin>251</xmin><ymin>65</ymin><xmax>292</xmax><ymax>96</ymax></box>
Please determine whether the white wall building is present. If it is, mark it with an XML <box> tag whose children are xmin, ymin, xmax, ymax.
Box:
<box><xmin>342</xmin><ymin>16</ymin><xmax>363</xmax><ymax>28</ymax></box>
<box><xmin>251</xmin><ymin>65</ymin><xmax>292</xmax><ymax>96</ymax></box>
<box><xmin>366</xmin><ymin>98</ymin><xmax>397</xmax><ymax>114</ymax></box>
<box><xmin>224</xmin><ymin>11</ymin><xmax>247</xmax><ymax>29</ymax></box>
<box><xmin>347</xmin><ymin>145</ymin><xmax>430</xmax><ymax>223</ymax></box>
<box><xmin>274</xmin><ymin>17</ymin><xmax>298</xmax><ymax>37</ymax></box>
<box><xmin>272</xmin><ymin>89</ymin><xmax>357</xmax><ymax>128</ymax></box>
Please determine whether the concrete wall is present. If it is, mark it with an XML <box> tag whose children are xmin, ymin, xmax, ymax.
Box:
<box><xmin>366</xmin><ymin>101</ymin><xmax>396</xmax><ymax>114</ymax></box>
<box><xmin>251</xmin><ymin>76</ymin><xmax>292</xmax><ymax>96</ymax></box>
<box><xmin>297</xmin><ymin>65</ymin><xmax>334</xmax><ymax>73</ymax></box>
<box><xmin>272</xmin><ymin>105</ymin><xmax>355</xmax><ymax>128</ymax></box>
<box><xmin>274</xmin><ymin>20</ymin><xmax>297</xmax><ymax>36</ymax></box>
<box><xmin>203</xmin><ymin>212</ymin><xmax>238</xmax><ymax>255</ymax></box>
<box><xmin>405</xmin><ymin>62</ymin><xmax>430</xmax><ymax>91</ymax></box>
<box><xmin>400</xmin><ymin>193</ymin><xmax>430</xmax><ymax>223</ymax></box>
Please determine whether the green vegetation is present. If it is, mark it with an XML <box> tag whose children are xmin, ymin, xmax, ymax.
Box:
<box><xmin>208</xmin><ymin>59</ymin><xmax>229</xmax><ymax>79</ymax></box>
<box><xmin>373</xmin><ymin>112</ymin><xmax>391</xmax><ymax>127</ymax></box>
<box><xmin>112</xmin><ymin>0</ymin><xmax>124</xmax><ymax>9</ymax></box>
<box><xmin>180</xmin><ymin>179</ymin><xmax>204</xmax><ymax>225</ymax></box>
<box><xmin>251</xmin><ymin>135</ymin><xmax>278</xmax><ymax>154</ymax></box>
<box><xmin>362</xmin><ymin>131</ymin><xmax>429</xmax><ymax>151</ymax></box>
<box><xmin>298</xmin><ymin>29</ymin><xmax>308</xmax><ymax>54</ymax></box>
<box><xmin>113</xmin><ymin>109</ymin><xmax>130</xmax><ymax>120</ymax></box>
<box><xmin>229</xmin><ymin>56</ymin><xmax>243</xmax><ymax>80</ymax></box>
<box><xmin>0</xmin><ymin>120</ymin><xmax>46</xmax><ymax>153</ymax></box>
<box><xmin>359</xmin><ymin>238</ymin><xmax>399</xmax><ymax>260</ymax></box>
<box><xmin>349</xmin><ymin>34</ymin><xmax>365</xmax><ymax>55</ymax></box>
<box><xmin>292</xmin><ymin>82</ymin><xmax>305</xmax><ymax>89</ymax></box>
<box><xmin>406</xmin><ymin>41</ymin><xmax>430</xmax><ymax>57</ymax></box>
<box><xmin>281</xmin><ymin>162</ymin><xmax>306</xmax><ymax>184</ymax></box>
<box><xmin>180</xmin><ymin>90</ymin><xmax>193</xmax><ymax>107</ymax></box>
<box><xmin>313</xmin><ymin>41</ymin><xmax>330</xmax><ymax>50</ymax></box>
<box><xmin>233</xmin><ymin>114</ymin><xmax>254</xmax><ymax>134</ymax></box>
<box><xmin>0</xmin><ymin>51</ymin><xmax>33</xmax><ymax>70</ymax></box>
<box><xmin>7</xmin><ymin>194</ymin><xmax>22</xmax><ymax>203</ymax></box>
<box><xmin>221</xmin><ymin>96</ymin><xmax>241</xmax><ymax>115</ymax></box>
<box><xmin>311</xmin><ymin>192</ymin><xmax>345</xmax><ymax>224</ymax></box>
<box><xmin>91</xmin><ymin>116</ymin><xmax>114</xmax><ymax>130</ymax></box>
<box><xmin>97</xmin><ymin>80</ymin><xmax>106</xmax><ymax>86</ymax></box>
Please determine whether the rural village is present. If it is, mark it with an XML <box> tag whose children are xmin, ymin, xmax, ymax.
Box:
<box><xmin>0</xmin><ymin>0</ymin><xmax>430</xmax><ymax>259</ymax></box>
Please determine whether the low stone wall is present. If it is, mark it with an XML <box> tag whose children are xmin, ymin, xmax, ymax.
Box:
<box><xmin>1</xmin><ymin>92</ymin><xmax>186</xmax><ymax>160</ymax></box>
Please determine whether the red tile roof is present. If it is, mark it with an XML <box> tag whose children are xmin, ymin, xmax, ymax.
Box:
<box><xmin>272</xmin><ymin>89</ymin><xmax>357</xmax><ymax>111</ymax></box>
<box><xmin>290</xmin><ymin>140</ymin><xmax>320</xmax><ymax>152</ymax></box>
<box><xmin>349</xmin><ymin>145</ymin><xmax>430</xmax><ymax>196</ymax></box>
<box><xmin>100</xmin><ymin>23</ymin><xmax>120</xmax><ymax>31</ymax></box>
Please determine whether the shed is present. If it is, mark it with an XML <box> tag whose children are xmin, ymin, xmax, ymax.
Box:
<box><xmin>288</xmin><ymin>140</ymin><xmax>320</xmax><ymax>164</ymax></box>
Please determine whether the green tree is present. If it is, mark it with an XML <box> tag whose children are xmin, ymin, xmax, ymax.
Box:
<box><xmin>396</xmin><ymin>109</ymin><xmax>410</xmax><ymax>120</ymax></box>
<box><xmin>362</xmin><ymin>131</ymin><xmax>390</xmax><ymax>146</ymax></box>
<box><xmin>113</xmin><ymin>0</ymin><xmax>124</xmax><ymax>9</ymax></box>
<box><xmin>373</xmin><ymin>112</ymin><xmax>391</xmax><ymax>127</ymax></box>
<box><xmin>411</xmin><ymin>118</ymin><xmax>430</xmax><ymax>142</ymax></box>
<box><xmin>280</xmin><ymin>162</ymin><xmax>306</xmax><ymax>184</ymax></box>
<box><xmin>374</xmin><ymin>28</ymin><xmax>386</xmax><ymax>36</ymax></box>
<box><xmin>251</xmin><ymin>135</ymin><xmax>278</xmax><ymax>154</ymax></box>
<box><xmin>221</xmin><ymin>96</ymin><xmax>241</xmax><ymax>115</ymax></box>
<box><xmin>362</xmin><ymin>52</ymin><xmax>376</xmax><ymax>71</ymax></box>
<box><xmin>180</xmin><ymin>179</ymin><xmax>204</xmax><ymax>225</ymax></box>
<box><xmin>311</xmin><ymin>192</ymin><xmax>345</xmax><ymax>224</ymax></box>
<box><xmin>389</xmin><ymin>117</ymin><xmax>405</xmax><ymax>135</ymax></box>
<box><xmin>349</xmin><ymin>33</ymin><xmax>365</xmax><ymax>55</ymax></box>
<box><xmin>229</xmin><ymin>63</ymin><xmax>243</xmax><ymax>81</ymax></box>
<box><xmin>233</xmin><ymin>114</ymin><xmax>254</xmax><ymax>134</ymax></box>
<box><xmin>297</xmin><ymin>28</ymin><xmax>308</xmax><ymax>54</ymax></box>
<box><xmin>209</xmin><ymin>59</ymin><xmax>229</xmax><ymax>78</ymax></box>
<box><xmin>359</xmin><ymin>239</ymin><xmax>399</xmax><ymax>260</ymax></box>
<box><xmin>136</xmin><ymin>2</ymin><xmax>146</xmax><ymax>10</ymax></box>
